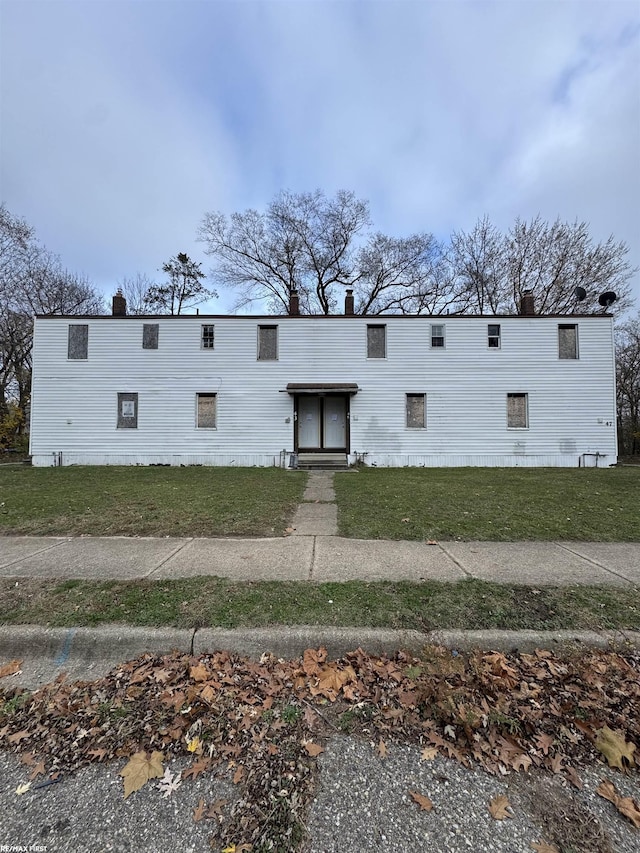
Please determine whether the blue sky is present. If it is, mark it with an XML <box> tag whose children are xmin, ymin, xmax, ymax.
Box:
<box><xmin>2</xmin><ymin>0</ymin><xmax>639</xmax><ymax>313</ymax></box>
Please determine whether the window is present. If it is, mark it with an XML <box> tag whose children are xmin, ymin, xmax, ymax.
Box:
<box><xmin>431</xmin><ymin>324</ymin><xmax>445</xmax><ymax>348</ymax></box>
<box><xmin>258</xmin><ymin>325</ymin><xmax>278</xmax><ymax>360</ymax></box>
<box><xmin>117</xmin><ymin>393</ymin><xmax>138</xmax><ymax>429</ymax></box>
<box><xmin>201</xmin><ymin>324</ymin><xmax>215</xmax><ymax>350</ymax></box>
<box><xmin>488</xmin><ymin>324</ymin><xmax>501</xmax><ymax>348</ymax></box>
<box><xmin>406</xmin><ymin>393</ymin><xmax>426</xmax><ymax>428</ymax></box>
<box><xmin>367</xmin><ymin>324</ymin><xmax>386</xmax><ymax>358</ymax></box>
<box><xmin>142</xmin><ymin>324</ymin><xmax>159</xmax><ymax>349</ymax></box>
<box><xmin>558</xmin><ymin>324</ymin><xmax>578</xmax><ymax>359</ymax></box>
<box><xmin>68</xmin><ymin>324</ymin><xmax>88</xmax><ymax>359</ymax></box>
<box><xmin>197</xmin><ymin>393</ymin><xmax>217</xmax><ymax>428</ymax></box>
<box><xmin>507</xmin><ymin>393</ymin><xmax>528</xmax><ymax>429</ymax></box>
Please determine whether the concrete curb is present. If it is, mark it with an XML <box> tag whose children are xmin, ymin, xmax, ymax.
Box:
<box><xmin>1</xmin><ymin>624</ymin><xmax>639</xmax><ymax>669</ymax></box>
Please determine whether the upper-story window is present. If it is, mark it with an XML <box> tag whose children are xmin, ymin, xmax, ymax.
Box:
<box><xmin>367</xmin><ymin>324</ymin><xmax>386</xmax><ymax>358</ymax></box>
<box><xmin>142</xmin><ymin>324</ymin><xmax>159</xmax><ymax>350</ymax></box>
<box><xmin>558</xmin><ymin>324</ymin><xmax>578</xmax><ymax>359</ymax></box>
<box><xmin>488</xmin><ymin>324</ymin><xmax>501</xmax><ymax>348</ymax></box>
<box><xmin>258</xmin><ymin>325</ymin><xmax>278</xmax><ymax>360</ymax></box>
<box><xmin>430</xmin><ymin>324</ymin><xmax>445</xmax><ymax>348</ymax></box>
<box><xmin>68</xmin><ymin>324</ymin><xmax>88</xmax><ymax>360</ymax></box>
<box><xmin>201</xmin><ymin>324</ymin><xmax>215</xmax><ymax>350</ymax></box>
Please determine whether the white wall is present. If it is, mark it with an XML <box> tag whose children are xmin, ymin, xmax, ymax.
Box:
<box><xmin>29</xmin><ymin>314</ymin><xmax>617</xmax><ymax>467</ymax></box>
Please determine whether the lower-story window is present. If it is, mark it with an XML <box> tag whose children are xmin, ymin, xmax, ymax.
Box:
<box><xmin>507</xmin><ymin>393</ymin><xmax>528</xmax><ymax>428</ymax></box>
<box><xmin>197</xmin><ymin>393</ymin><xmax>217</xmax><ymax>428</ymax></box>
<box><xmin>117</xmin><ymin>393</ymin><xmax>138</xmax><ymax>428</ymax></box>
<box><xmin>406</xmin><ymin>393</ymin><xmax>426</xmax><ymax>428</ymax></box>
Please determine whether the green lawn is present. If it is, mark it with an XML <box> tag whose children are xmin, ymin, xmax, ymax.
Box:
<box><xmin>1</xmin><ymin>576</ymin><xmax>639</xmax><ymax>632</ymax></box>
<box><xmin>0</xmin><ymin>466</ymin><xmax>306</xmax><ymax>537</ymax></box>
<box><xmin>334</xmin><ymin>467</ymin><xmax>640</xmax><ymax>541</ymax></box>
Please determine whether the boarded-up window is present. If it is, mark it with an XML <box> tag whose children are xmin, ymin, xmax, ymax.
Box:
<box><xmin>68</xmin><ymin>324</ymin><xmax>88</xmax><ymax>359</ymax></box>
<box><xmin>197</xmin><ymin>393</ymin><xmax>216</xmax><ymax>428</ymax></box>
<box><xmin>406</xmin><ymin>393</ymin><xmax>426</xmax><ymax>428</ymax></box>
<box><xmin>507</xmin><ymin>393</ymin><xmax>528</xmax><ymax>428</ymax></box>
<box><xmin>117</xmin><ymin>393</ymin><xmax>138</xmax><ymax>429</ymax></box>
<box><xmin>201</xmin><ymin>325</ymin><xmax>215</xmax><ymax>349</ymax></box>
<box><xmin>559</xmin><ymin>324</ymin><xmax>578</xmax><ymax>359</ymax></box>
<box><xmin>431</xmin><ymin>324</ymin><xmax>445</xmax><ymax>348</ymax></box>
<box><xmin>258</xmin><ymin>325</ymin><xmax>278</xmax><ymax>360</ymax></box>
<box><xmin>142</xmin><ymin>324</ymin><xmax>159</xmax><ymax>349</ymax></box>
<box><xmin>367</xmin><ymin>324</ymin><xmax>386</xmax><ymax>358</ymax></box>
<box><xmin>488</xmin><ymin>324</ymin><xmax>501</xmax><ymax>348</ymax></box>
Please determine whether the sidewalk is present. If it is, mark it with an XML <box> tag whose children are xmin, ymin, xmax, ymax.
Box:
<box><xmin>1</xmin><ymin>534</ymin><xmax>639</xmax><ymax>584</ymax></box>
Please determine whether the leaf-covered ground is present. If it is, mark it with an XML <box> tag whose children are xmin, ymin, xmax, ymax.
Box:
<box><xmin>1</xmin><ymin>645</ymin><xmax>639</xmax><ymax>852</ymax></box>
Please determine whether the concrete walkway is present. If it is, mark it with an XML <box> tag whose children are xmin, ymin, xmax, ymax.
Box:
<box><xmin>0</xmin><ymin>534</ymin><xmax>639</xmax><ymax>584</ymax></box>
<box><xmin>290</xmin><ymin>470</ymin><xmax>338</xmax><ymax>536</ymax></box>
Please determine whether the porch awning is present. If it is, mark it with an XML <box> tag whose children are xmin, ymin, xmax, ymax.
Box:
<box><xmin>283</xmin><ymin>383</ymin><xmax>359</xmax><ymax>395</ymax></box>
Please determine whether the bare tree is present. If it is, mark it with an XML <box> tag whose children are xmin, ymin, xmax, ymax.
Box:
<box><xmin>616</xmin><ymin>313</ymin><xmax>640</xmax><ymax>457</ymax></box>
<box><xmin>449</xmin><ymin>216</ymin><xmax>636</xmax><ymax>316</ymax></box>
<box><xmin>145</xmin><ymin>253</ymin><xmax>216</xmax><ymax>315</ymax></box>
<box><xmin>198</xmin><ymin>190</ymin><xmax>371</xmax><ymax>314</ymax></box>
<box><xmin>117</xmin><ymin>273</ymin><xmax>156</xmax><ymax>315</ymax></box>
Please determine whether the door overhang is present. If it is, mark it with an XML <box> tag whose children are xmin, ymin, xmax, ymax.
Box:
<box><xmin>284</xmin><ymin>383</ymin><xmax>359</xmax><ymax>395</ymax></box>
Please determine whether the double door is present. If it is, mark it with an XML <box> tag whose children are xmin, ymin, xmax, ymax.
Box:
<box><xmin>296</xmin><ymin>395</ymin><xmax>348</xmax><ymax>451</ymax></box>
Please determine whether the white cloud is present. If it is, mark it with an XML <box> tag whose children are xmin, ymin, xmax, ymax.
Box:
<box><xmin>1</xmin><ymin>0</ymin><xmax>638</xmax><ymax>310</ymax></box>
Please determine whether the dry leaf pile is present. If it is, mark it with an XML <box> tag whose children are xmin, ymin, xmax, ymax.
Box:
<box><xmin>1</xmin><ymin>644</ymin><xmax>639</xmax><ymax>851</ymax></box>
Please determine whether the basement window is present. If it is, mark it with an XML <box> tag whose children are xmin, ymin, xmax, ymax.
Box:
<box><xmin>142</xmin><ymin>324</ymin><xmax>159</xmax><ymax>349</ymax></box>
<box><xmin>201</xmin><ymin>324</ymin><xmax>215</xmax><ymax>349</ymax></box>
<box><xmin>430</xmin><ymin>324</ymin><xmax>445</xmax><ymax>348</ymax></box>
<box><xmin>117</xmin><ymin>393</ymin><xmax>138</xmax><ymax>429</ymax></box>
<box><xmin>507</xmin><ymin>393</ymin><xmax>528</xmax><ymax>429</ymax></box>
<box><xmin>367</xmin><ymin>324</ymin><xmax>386</xmax><ymax>358</ymax></box>
<box><xmin>406</xmin><ymin>393</ymin><xmax>426</xmax><ymax>428</ymax></box>
<box><xmin>68</xmin><ymin>324</ymin><xmax>88</xmax><ymax>359</ymax></box>
<box><xmin>488</xmin><ymin>324</ymin><xmax>501</xmax><ymax>348</ymax></box>
<box><xmin>196</xmin><ymin>393</ymin><xmax>217</xmax><ymax>428</ymax></box>
<box><xmin>258</xmin><ymin>325</ymin><xmax>278</xmax><ymax>360</ymax></box>
<box><xmin>558</xmin><ymin>324</ymin><xmax>578</xmax><ymax>359</ymax></box>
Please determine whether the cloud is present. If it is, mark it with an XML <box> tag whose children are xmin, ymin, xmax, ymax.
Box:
<box><xmin>1</xmin><ymin>0</ymin><xmax>638</xmax><ymax>310</ymax></box>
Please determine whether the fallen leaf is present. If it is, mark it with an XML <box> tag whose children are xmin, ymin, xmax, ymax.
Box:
<box><xmin>0</xmin><ymin>659</ymin><xmax>22</xmax><ymax>678</ymax></box>
<box><xmin>119</xmin><ymin>751</ymin><xmax>164</xmax><ymax>799</ymax></box>
<box><xmin>426</xmin><ymin>540</ymin><xmax>438</xmax><ymax>545</ymax></box>
<box><xmin>182</xmin><ymin>756</ymin><xmax>212</xmax><ymax>781</ymax></box>
<box><xmin>189</xmin><ymin>663</ymin><xmax>209</xmax><ymax>682</ymax></box>
<box><xmin>377</xmin><ymin>739</ymin><xmax>388</xmax><ymax>759</ymax></box>
<box><xmin>157</xmin><ymin>767</ymin><xmax>182</xmax><ymax>798</ymax></box>
<box><xmin>304</xmin><ymin>741</ymin><xmax>324</xmax><ymax>758</ymax></box>
<box><xmin>232</xmin><ymin>765</ymin><xmax>245</xmax><ymax>784</ymax></box>
<box><xmin>186</xmin><ymin>736</ymin><xmax>201</xmax><ymax>753</ymax></box>
<box><xmin>420</xmin><ymin>746</ymin><xmax>438</xmax><ymax>761</ymax></box>
<box><xmin>285</xmin><ymin>527</ymin><xmax>295</xmax><ymax>534</ymax></box>
<box><xmin>29</xmin><ymin>760</ymin><xmax>46</xmax><ymax>781</ymax></box>
<box><xmin>565</xmin><ymin>766</ymin><xmax>583</xmax><ymax>790</ymax></box>
<box><xmin>409</xmin><ymin>790</ymin><xmax>433</xmax><ymax>811</ymax></box>
<box><xmin>88</xmin><ymin>748</ymin><xmax>108</xmax><ymax>761</ymax></box>
<box><xmin>7</xmin><ymin>730</ymin><xmax>30</xmax><ymax>744</ymax></box>
<box><xmin>15</xmin><ymin>782</ymin><xmax>31</xmax><ymax>795</ymax></box>
<box><xmin>597</xmin><ymin>779</ymin><xmax>640</xmax><ymax>828</ymax></box>
<box><xmin>595</xmin><ymin>727</ymin><xmax>636</xmax><ymax>770</ymax></box>
<box><xmin>489</xmin><ymin>795</ymin><xmax>512</xmax><ymax>820</ymax></box>
<box><xmin>193</xmin><ymin>798</ymin><xmax>206</xmax><ymax>822</ymax></box>
<box><xmin>531</xmin><ymin>842</ymin><xmax>560</xmax><ymax>853</ymax></box>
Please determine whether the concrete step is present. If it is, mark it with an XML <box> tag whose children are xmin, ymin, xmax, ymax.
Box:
<box><xmin>297</xmin><ymin>453</ymin><xmax>348</xmax><ymax>471</ymax></box>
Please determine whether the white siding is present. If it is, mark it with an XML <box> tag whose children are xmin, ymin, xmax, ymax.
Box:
<box><xmin>30</xmin><ymin>315</ymin><xmax>617</xmax><ymax>467</ymax></box>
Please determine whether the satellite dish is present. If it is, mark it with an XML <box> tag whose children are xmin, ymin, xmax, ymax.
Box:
<box><xmin>574</xmin><ymin>286</ymin><xmax>587</xmax><ymax>301</ymax></box>
<box><xmin>598</xmin><ymin>291</ymin><xmax>617</xmax><ymax>308</ymax></box>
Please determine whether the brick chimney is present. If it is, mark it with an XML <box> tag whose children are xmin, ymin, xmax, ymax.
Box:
<box><xmin>519</xmin><ymin>289</ymin><xmax>535</xmax><ymax>316</ymax></box>
<box><xmin>345</xmin><ymin>288</ymin><xmax>354</xmax><ymax>315</ymax></box>
<box><xmin>289</xmin><ymin>288</ymin><xmax>300</xmax><ymax>316</ymax></box>
<box><xmin>112</xmin><ymin>289</ymin><xmax>127</xmax><ymax>316</ymax></box>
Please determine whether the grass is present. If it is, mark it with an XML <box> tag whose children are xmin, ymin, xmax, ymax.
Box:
<box><xmin>1</xmin><ymin>576</ymin><xmax>639</xmax><ymax>632</ymax></box>
<box><xmin>0</xmin><ymin>466</ymin><xmax>306</xmax><ymax>537</ymax></box>
<box><xmin>335</xmin><ymin>467</ymin><xmax>640</xmax><ymax>541</ymax></box>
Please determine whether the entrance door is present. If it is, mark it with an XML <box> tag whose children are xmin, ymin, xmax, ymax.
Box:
<box><xmin>296</xmin><ymin>395</ymin><xmax>348</xmax><ymax>451</ymax></box>
<box><xmin>298</xmin><ymin>397</ymin><xmax>321</xmax><ymax>448</ymax></box>
<box><xmin>323</xmin><ymin>396</ymin><xmax>346</xmax><ymax>448</ymax></box>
